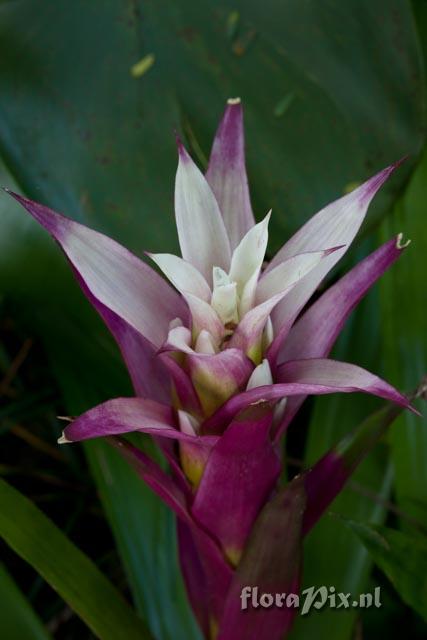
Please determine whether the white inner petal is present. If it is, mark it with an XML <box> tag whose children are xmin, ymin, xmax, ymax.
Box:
<box><xmin>169</xmin><ymin>317</ymin><xmax>184</xmax><ymax>330</ymax></box>
<box><xmin>195</xmin><ymin>329</ymin><xmax>218</xmax><ymax>354</ymax></box>
<box><xmin>149</xmin><ymin>253</ymin><xmax>212</xmax><ymax>302</ymax></box>
<box><xmin>246</xmin><ymin>358</ymin><xmax>273</xmax><ymax>390</ymax></box>
<box><xmin>211</xmin><ymin>267</ymin><xmax>239</xmax><ymax>325</ymax></box>
<box><xmin>160</xmin><ymin>205</ymin><xmax>333</xmax><ymax>364</ymax></box>
<box><xmin>183</xmin><ymin>292</ymin><xmax>224</xmax><ymax>343</ymax></box>
<box><xmin>211</xmin><ymin>282</ymin><xmax>239</xmax><ymax>325</ymax></box>
<box><xmin>255</xmin><ymin>250</ymin><xmax>330</xmax><ymax>304</ymax></box>
<box><xmin>212</xmin><ymin>266</ymin><xmax>231</xmax><ymax>288</ymax></box>
<box><xmin>262</xmin><ymin>316</ymin><xmax>274</xmax><ymax>352</ymax></box>
<box><xmin>178</xmin><ymin>410</ymin><xmax>200</xmax><ymax>435</ymax></box>
<box><xmin>229</xmin><ymin>212</ymin><xmax>270</xmax><ymax>288</ymax></box>
<box><xmin>166</xmin><ymin>325</ymin><xmax>193</xmax><ymax>353</ymax></box>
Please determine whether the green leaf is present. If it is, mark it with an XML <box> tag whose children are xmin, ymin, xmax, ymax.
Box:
<box><xmin>86</xmin><ymin>440</ymin><xmax>201</xmax><ymax>640</ymax></box>
<box><xmin>379</xmin><ymin>147</ymin><xmax>427</xmax><ymax>529</ymax></box>
<box><xmin>0</xmin><ymin>563</ymin><xmax>52</xmax><ymax>640</ymax></box>
<box><xmin>346</xmin><ymin>521</ymin><xmax>427</xmax><ymax>622</ymax></box>
<box><xmin>42</xmin><ymin>313</ymin><xmax>201</xmax><ymax>640</ymax></box>
<box><xmin>291</xmin><ymin>279</ymin><xmax>394</xmax><ymax>640</ymax></box>
<box><xmin>0</xmin><ymin>478</ymin><xmax>152</xmax><ymax>640</ymax></box>
<box><xmin>0</xmin><ymin>0</ymin><xmax>423</xmax><ymax>288</ymax></box>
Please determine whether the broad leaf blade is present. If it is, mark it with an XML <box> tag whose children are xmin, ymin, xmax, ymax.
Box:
<box><xmin>0</xmin><ymin>563</ymin><xmax>52</xmax><ymax>640</ymax></box>
<box><xmin>0</xmin><ymin>0</ymin><xmax>423</xmax><ymax>275</ymax></box>
<box><xmin>379</xmin><ymin>148</ymin><xmax>427</xmax><ymax>529</ymax></box>
<box><xmin>291</xmin><ymin>287</ymin><xmax>393</xmax><ymax>640</ymax></box>
<box><xmin>0</xmin><ymin>478</ymin><xmax>151</xmax><ymax>640</ymax></box>
<box><xmin>346</xmin><ymin>521</ymin><xmax>427</xmax><ymax>623</ymax></box>
<box><xmin>87</xmin><ymin>440</ymin><xmax>201</xmax><ymax>640</ymax></box>
<box><xmin>43</xmin><ymin>313</ymin><xmax>201</xmax><ymax>640</ymax></box>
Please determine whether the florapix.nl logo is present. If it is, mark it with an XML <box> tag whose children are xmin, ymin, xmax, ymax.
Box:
<box><xmin>240</xmin><ymin>586</ymin><xmax>382</xmax><ymax>615</ymax></box>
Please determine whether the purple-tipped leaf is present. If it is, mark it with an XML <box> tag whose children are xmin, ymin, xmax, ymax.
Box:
<box><xmin>299</xmin><ymin>402</ymin><xmax>403</xmax><ymax>535</ymax></box>
<box><xmin>61</xmin><ymin>397</ymin><xmax>218</xmax><ymax>444</ymax></box>
<box><xmin>206</xmin><ymin>99</ymin><xmax>255</xmax><ymax>249</ymax></box>
<box><xmin>7</xmin><ymin>191</ymin><xmax>186</xmax><ymax>349</ymax></box>
<box><xmin>202</xmin><ymin>358</ymin><xmax>413</xmax><ymax>433</ymax></box>
<box><xmin>272</xmin><ymin>235</ymin><xmax>407</xmax><ymax>437</ymax></box>
<box><xmin>266</xmin><ymin>163</ymin><xmax>402</xmax><ymax>360</ymax></box>
<box><xmin>279</xmin><ymin>236</ymin><xmax>407</xmax><ymax>363</ymax></box>
<box><xmin>276</xmin><ymin>358</ymin><xmax>412</xmax><ymax>407</ymax></box>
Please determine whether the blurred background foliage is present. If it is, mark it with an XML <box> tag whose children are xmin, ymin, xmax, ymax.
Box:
<box><xmin>0</xmin><ymin>0</ymin><xmax>426</xmax><ymax>638</ymax></box>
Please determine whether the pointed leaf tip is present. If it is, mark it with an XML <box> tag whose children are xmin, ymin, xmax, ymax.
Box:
<box><xmin>206</xmin><ymin>98</ymin><xmax>254</xmax><ymax>248</ymax></box>
<box><xmin>393</xmin><ymin>154</ymin><xmax>409</xmax><ymax>169</ymax></box>
<box><xmin>175</xmin><ymin>134</ymin><xmax>189</xmax><ymax>161</ymax></box>
<box><xmin>325</xmin><ymin>244</ymin><xmax>346</xmax><ymax>255</ymax></box>
<box><xmin>3</xmin><ymin>188</ymin><xmax>24</xmax><ymax>201</ymax></box>
<box><xmin>358</xmin><ymin>160</ymin><xmax>403</xmax><ymax>207</ymax></box>
<box><xmin>173</xmin><ymin>129</ymin><xmax>186</xmax><ymax>154</ymax></box>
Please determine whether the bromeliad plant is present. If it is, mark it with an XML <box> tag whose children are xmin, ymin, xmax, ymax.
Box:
<box><xmin>6</xmin><ymin>99</ymin><xmax>415</xmax><ymax>639</ymax></box>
